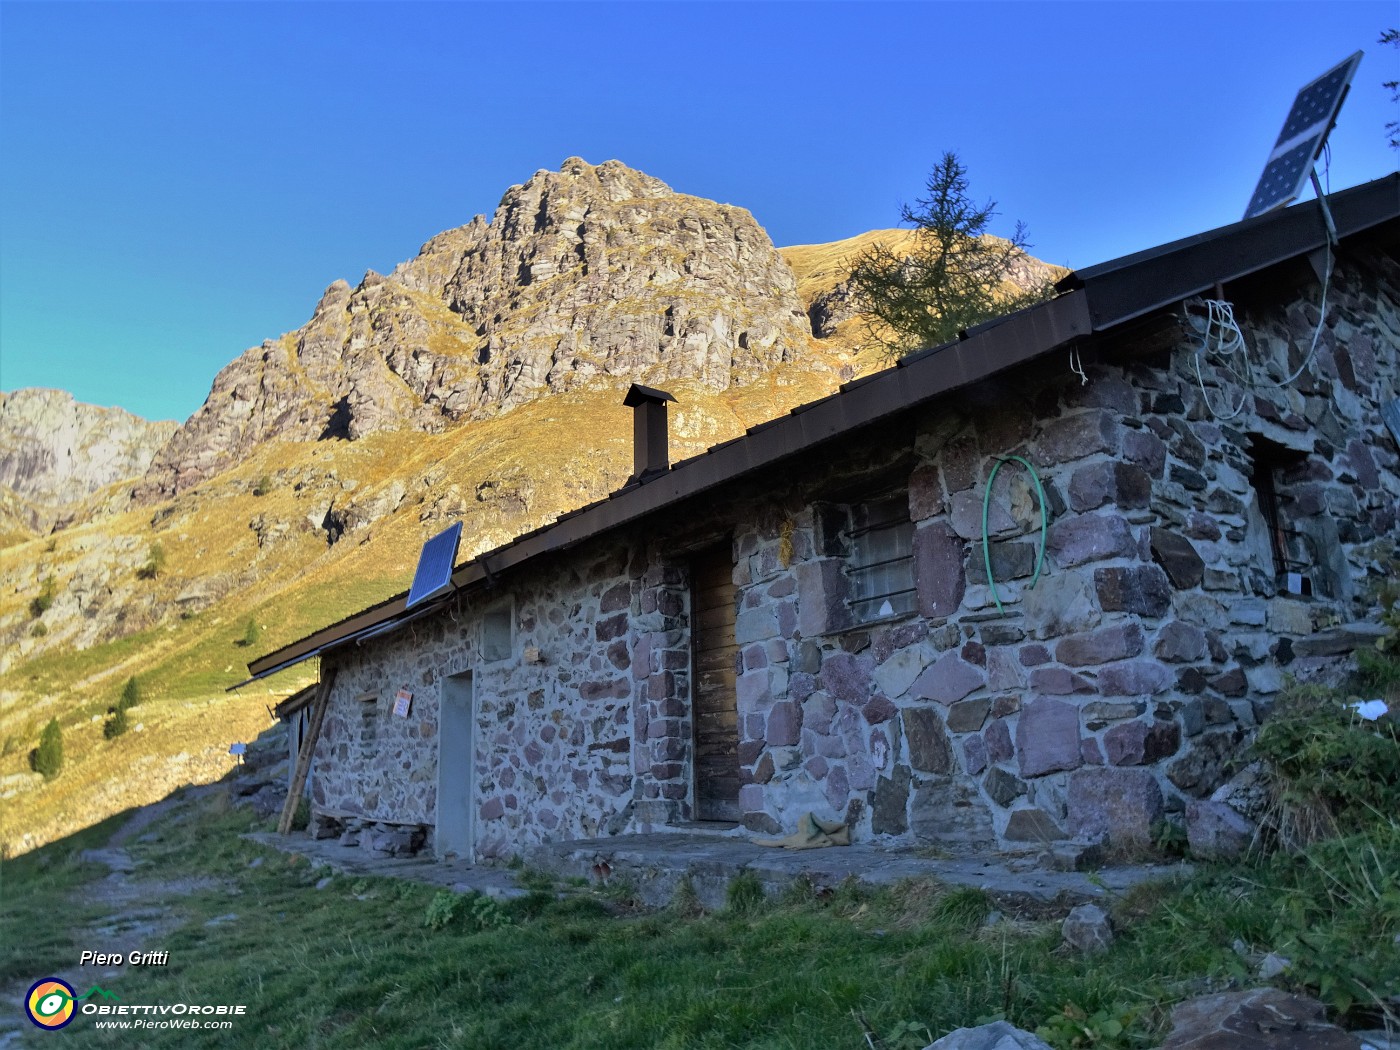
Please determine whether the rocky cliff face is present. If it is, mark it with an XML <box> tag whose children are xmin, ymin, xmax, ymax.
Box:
<box><xmin>138</xmin><ymin>158</ymin><xmax>814</xmax><ymax>499</ymax></box>
<box><xmin>0</xmin><ymin>389</ymin><xmax>177</xmax><ymax>529</ymax></box>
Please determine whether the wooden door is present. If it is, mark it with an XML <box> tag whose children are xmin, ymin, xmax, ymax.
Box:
<box><xmin>691</xmin><ymin>545</ymin><xmax>739</xmax><ymax>821</ymax></box>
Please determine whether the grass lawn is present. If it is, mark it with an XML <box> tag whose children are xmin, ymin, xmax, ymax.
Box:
<box><xmin>4</xmin><ymin>784</ymin><xmax>1395</xmax><ymax>1050</ymax></box>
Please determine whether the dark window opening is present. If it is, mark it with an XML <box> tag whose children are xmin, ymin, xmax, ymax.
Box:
<box><xmin>843</xmin><ymin>494</ymin><xmax>916</xmax><ymax>623</ymax></box>
<box><xmin>1248</xmin><ymin>436</ymin><xmax>1320</xmax><ymax>597</ymax></box>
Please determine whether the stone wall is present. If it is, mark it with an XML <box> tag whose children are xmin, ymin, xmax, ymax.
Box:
<box><xmin>312</xmin><ymin>248</ymin><xmax>1398</xmax><ymax>858</ymax></box>
<box><xmin>724</xmin><ymin>249</ymin><xmax>1398</xmax><ymax>850</ymax></box>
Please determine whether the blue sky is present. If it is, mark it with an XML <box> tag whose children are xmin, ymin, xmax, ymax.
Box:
<box><xmin>1</xmin><ymin>1</ymin><xmax>1395</xmax><ymax>424</ymax></box>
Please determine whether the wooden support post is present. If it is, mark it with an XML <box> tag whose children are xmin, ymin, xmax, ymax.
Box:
<box><xmin>278</xmin><ymin>668</ymin><xmax>337</xmax><ymax>835</ymax></box>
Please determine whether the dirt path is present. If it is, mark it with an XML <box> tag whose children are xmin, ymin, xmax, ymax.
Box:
<box><xmin>0</xmin><ymin>791</ymin><xmax>227</xmax><ymax>1047</ymax></box>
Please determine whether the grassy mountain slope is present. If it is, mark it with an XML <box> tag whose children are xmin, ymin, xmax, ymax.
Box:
<box><xmin>0</xmin><ymin>160</ymin><xmax>1061</xmax><ymax>856</ymax></box>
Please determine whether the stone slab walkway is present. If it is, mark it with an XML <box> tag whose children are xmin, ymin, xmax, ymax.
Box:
<box><xmin>243</xmin><ymin>832</ymin><xmax>528</xmax><ymax>899</ymax></box>
<box><xmin>526</xmin><ymin>833</ymin><xmax>1193</xmax><ymax>910</ymax></box>
<box><xmin>247</xmin><ymin>828</ymin><xmax>1191</xmax><ymax>914</ymax></box>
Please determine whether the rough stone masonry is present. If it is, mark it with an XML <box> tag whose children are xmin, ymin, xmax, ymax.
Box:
<box><xmin>309</xmin><ymin>247</ymin><xmax>1398</xmax><ymax>860</ymax></box>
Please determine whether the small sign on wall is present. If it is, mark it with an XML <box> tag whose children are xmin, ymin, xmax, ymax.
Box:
<box><xmin>392</xmin><ymin>687</ymin><xmax>413</xmax><ymax>719</ymax></box>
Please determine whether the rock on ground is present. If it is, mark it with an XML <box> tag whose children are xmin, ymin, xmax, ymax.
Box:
<box><xmin>1061</xmin><ymin>903</ymin><xmax>1114</xmax><ymax>954</ymax></box>
<box><xmin>1159</xmin><ymin>988</ymin><xmax>1361</xmax><ymax>1049</ymax></box>
<box><xmin>924</xmin><ymin>1020</ymin><xmax>1053</xmax><ymax>1050</ymax></box>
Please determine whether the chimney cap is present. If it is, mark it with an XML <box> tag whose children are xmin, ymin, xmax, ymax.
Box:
<box><xmin>623</xmin><ymin>383</ymin><xmax>678</xmax><ymax>407</ymax></box>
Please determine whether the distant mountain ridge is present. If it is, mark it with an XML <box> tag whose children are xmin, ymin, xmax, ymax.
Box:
<box><xmin>136</xmin><ymin>158</ymin><xmax>815</xmax><ymax>501</ymax></box>
<box><xmin>0</xmin><ymin>389</ymin><xmax>176</xmax><ymax>530</ymax></box>
<box><xmin>0</xmin><ymin>156</ymin><xmax>1060</xmax><ymax>854</ymax></box>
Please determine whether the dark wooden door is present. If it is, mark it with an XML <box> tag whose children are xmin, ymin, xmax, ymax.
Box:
<box><xmin>691</xmin><ymin>546</ymin><xmax>739</xmax><ymax>821</ymax></box>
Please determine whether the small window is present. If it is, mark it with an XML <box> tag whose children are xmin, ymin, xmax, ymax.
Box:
<box><xmin>1247</xmin><ymin>437</ymin><xmax>1320</xmax><ymax>597</ymax></box>
<box><xmin>844</xmin><ymin>495</ymin><xmax>916</xmax><ymax>623</ymax></box>
<box><xmin>481</xmin><ymin>602</ymin><xmax>514</xmax><ymax>662</ymax></box>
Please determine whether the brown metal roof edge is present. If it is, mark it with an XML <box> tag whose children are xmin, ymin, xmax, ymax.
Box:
<box><xmin>1057</xmin><ymin>175</ymin><xmax>1399</xmax><ymax>328</ymax></box>
<box><xmin>246</xmin><ymin>292</ymin><xmax>1093</xmax><ymax>677</ymax></box>
<box><xmin>273</xmin><ymin>683</ymin><xmax>318</xmax><ymax>720</ymax></box>
<box><xmin>246</xmin><ymin>180</ymin><xmax>1399</xmax><ymax>679</ymax></box>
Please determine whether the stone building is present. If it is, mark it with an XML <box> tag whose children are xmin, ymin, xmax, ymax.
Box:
<box><xmin>247</xmin><ymin>177</ymin><xmax>1398</xmax><ymax>861</ymax></box>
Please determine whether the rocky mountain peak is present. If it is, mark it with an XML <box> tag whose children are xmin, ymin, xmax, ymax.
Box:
<box><xmin>137</xmin><ymin>157</ymin><xmax>815</xmax><ymax>500</ymax></box>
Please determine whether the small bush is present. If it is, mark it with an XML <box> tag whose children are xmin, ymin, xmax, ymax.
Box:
<box><xmin>118</xmin><ymin>676</ymin><xmax>142</xmax><ymax>712</ymax></box>
<box><xmin>252</xmin><ymin>474</ymin><xmax>273</xmax><ymax>497</ymax></box>
<box><xmin>28</xmin><ymin>576</ymin><xmax>56</xmax><ymax>618</ymax></box>
<box><xmin>29</xmin><ymin>622</ymin><xmax>48</xmax><ymax>638</ymax></box>
<box><xmin>31</xmin><ymin>719</ymin><xmax>63</xmax><ymax>779</ymax></box>
<box><xmin>137</xmin><ymin>541</ymin><xmax>166</xmax><ymax>581</ymax></box>
<box><xmin>240</xmin><ymin>618</ymin><xmax>260</xmax><ymax>648</ymax></box>
<box><xmin>423</xmin><ymin>890</ymin><xmax>511</xmax><ymax>931</ymax></box>
<box><xmin>103</xmin><ymin>707</ymin><xmax>129</xmax><ymax>740</ymax></box>
<box><xmin>291</xmin><ymin>796</ymin><xmax>310</xmax><ymax>832</ymax></box>
<box><xmin>1253</xmin><ymin>686</ymin><xmax>1400</xmax><ymax>845</ymax></box>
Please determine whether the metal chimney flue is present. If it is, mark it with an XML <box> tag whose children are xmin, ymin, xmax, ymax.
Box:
<box><xmin>623</xmin><ymin>383</ymin><xmax>678</xmax><ymax>485</ymax></box>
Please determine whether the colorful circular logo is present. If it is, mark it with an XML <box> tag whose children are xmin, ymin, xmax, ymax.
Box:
<box><xmin>26</xmin><ymin>978</ymin><xmax>77</xmax><ymax>1030</ymax></box>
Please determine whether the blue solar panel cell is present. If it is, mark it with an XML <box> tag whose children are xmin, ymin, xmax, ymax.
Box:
<box><xmin>1244</xmin><ymin>51</ymin><xmax>1362</xmax><ymax>220</ymax></box>
<box><xmin>1273</xmin><ymin>63</ymin><xmax>1357</xmax><ymax>148</ymax></box>
<box><xmin>406</xmin><ymin>522</ymin><xmax>463</xmax><ymax>608</ymax></box>
<box><xmin>1244</xmin><ymin>137</ymin><xmax>1322</xmax><ymax>219</ymax></box>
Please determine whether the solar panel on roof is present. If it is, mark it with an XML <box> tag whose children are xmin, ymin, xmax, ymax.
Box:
<box><xmin>406</xmin><ymin>522</ymin><xmax>462</xmax><ymax>609</ymax></box>
<box><xmin>1244</xmin><ymin>51</ymin><xmax>1363</xmax><ymax>219</ymax></box>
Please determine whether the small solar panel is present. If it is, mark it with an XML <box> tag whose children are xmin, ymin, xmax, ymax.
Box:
<box><xmin>1244</xmin><ymin>51</ymin><xmax>1362</xmax><ymax>219</ymax></box>
<box><xmin>406</xmin><ymin>522</ymin><xmax>462</xmax><ymax>609</ymax></box>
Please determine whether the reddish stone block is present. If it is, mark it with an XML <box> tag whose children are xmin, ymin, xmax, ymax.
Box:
<box><xmin>985</xmin><ymin>719</ymin><xmax>1014</xmax><ymax>763</ymax></box>
<box><xmin>1068</xmin><ymin>460</ymin><xmax>1152</xmax><ymax>512</ymax></box>
<box><xmin>908</xmin><ymin>463</ymin><xmax>945</xmax><ymax>520</ymax></box>
<box><xmin>1056</xmin><ymin>622</ymin><xmax>1146</xmax><ymax>666</ymax></box>
<box><xmin>1068</xmin><ymin>767</ymin><xmax>1163</xmax><ymax>845</ymax></box>
<box><xmin>1047</xmin><ymin>513</ymin><xmax>1136</xmax><ymax>568</ymax></box>
<box><xmin>1096</xmin><ymin>659</ymin><xmax>1171</xmax><ymax>696</ymax></box>
<box><xmin>911</xmin><ymin>650</ymin><xmax>984</xmax><ymax>705</ymax></box>
<box><xmin>905</xmin><ymin>707</ymin><xmax>953</xmax><ymax>773</ymax></box>
<box><xmin>914</xmin><ymin>521</ymin><xmax>966</xmax><ymax>619</ymax></box>
<box><xmin>766</xmin><ymin>702</ymin><xmax>801</xmax><ymax>746</ymax></box>
<box><xmin>1034</xmin><ymin>410</ymin><xmax>1119</xmax><ymax>466</ymax></box>
<box><xmin>1016</xmin><ymin>697</ymin><xmax>1082</xmax><ymax>777</ymax></box>
<box><xmin>1094</xmin><ymin>565</ymin><xmax>1173</xmax><ymax>617</ymax></box>
<box><xmin>1029</xmin><ymin>666</ymin><xmax>1097</xmax><ymax>694</ymax></box>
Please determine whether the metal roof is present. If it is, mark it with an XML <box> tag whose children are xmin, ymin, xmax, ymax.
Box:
<box><xmin>242</xmin><ymin>175</ymin><xmax>1398</xmax><ymax>684</ymax></box>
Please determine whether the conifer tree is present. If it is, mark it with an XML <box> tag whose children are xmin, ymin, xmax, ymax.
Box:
<box><xmin>33</xmin><ymin>718</ymin><xmax>63</xmax><ymax>779</ymax></box>
<box><xmin>846</xmin><ymin>152</ymin><xmax>1054</xmax><ymax>359</ymax></box>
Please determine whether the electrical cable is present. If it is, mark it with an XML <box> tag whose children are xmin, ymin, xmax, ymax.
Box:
<box><xmin>981</xmin><ymin>455</ymin><xmax>1048</xmax><ymax>617</ymax></box>
<box><xmin>1069</xmin><ymin>347</ymin><xmax>1088</xmax><ymax>385</ymax></box>
<box><xmin>1191</xmin><ymin>299</ymin><xmax>1252</xmax><ymax>420</ymax></box>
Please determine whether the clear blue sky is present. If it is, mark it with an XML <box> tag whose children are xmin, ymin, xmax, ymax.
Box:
<box><xmin>1</xmin><ymin>1</ymin><xmax>1395</xmax><ymax>424</ymax></box>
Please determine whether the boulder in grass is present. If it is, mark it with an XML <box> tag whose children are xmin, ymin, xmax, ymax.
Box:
<box><xmin>1159</xmin><ymin>988</ymin><xmax>1358</xmax><ymax>1049</ymax></box>
<box><xmin>924</xmin><ymin>1020</ymin><xmax>1054</xmax><ymax>1050</ymax></box>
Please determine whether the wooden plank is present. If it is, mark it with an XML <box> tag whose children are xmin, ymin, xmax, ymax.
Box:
<box><xmin>278</xmin><ymin>668</ymin><xmax>338</xmax><ymax>835</ymax></box>
<box><xmin>695</xmin><ymin>648</ymin><xmax>739</xmax><ymax>673</ymax></box>
<box><xmin>694</xmin><ymin>604</ymin><xmax>737</xmax><ymax>633</ymax></box>
<box><xmin>694</xmin><ymin>711</ymin><xmax>738</xmax><ymax>733</ymax></box>
<box><xmin>691</xmin><ymin>544</ymin><xmax>739</xmax><ymax>817</ymax></box>
<box><xmin>695</xmin><ymin>668</ymin><xmax>737</xmax><ymax>693</ymax></box>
